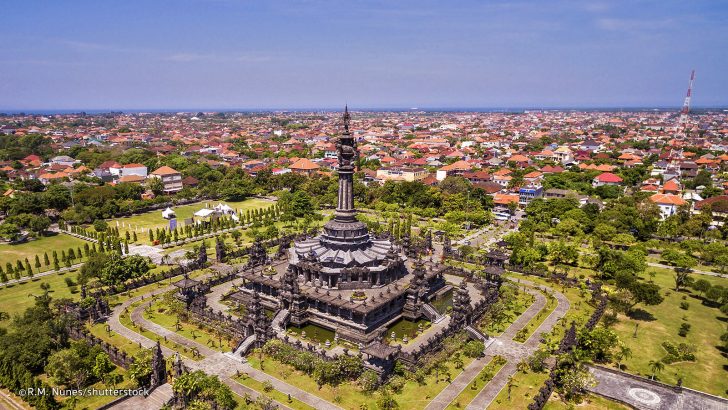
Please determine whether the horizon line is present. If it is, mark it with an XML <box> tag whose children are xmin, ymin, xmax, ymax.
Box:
<box><xmin>2</xmin><ymin>105</ymin><xmax>728</xmax><ymax>115</ymax></box>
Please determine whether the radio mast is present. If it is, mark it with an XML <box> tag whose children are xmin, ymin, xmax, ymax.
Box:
<box><xmin>677</xmin><ymin>70</ymin><xmax>695</xmax><ymax>136</ymax></box>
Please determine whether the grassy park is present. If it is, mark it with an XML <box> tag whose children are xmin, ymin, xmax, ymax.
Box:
<box><xmin>143</xmin><ymin>296</ymin><xmax>235</xmax><ymax>352</ymax></box>
<box><xmin>118</xmin><ymin>299</ymin><xmax>204</xmax><ymax>361</ymax></box>
<box><xmin>445</xmin><ymin>356</ymin><xmax>506</xmax><ymax>409</ymax></box>
<box><xmin>0</xmin><ymin>232</ymin><xmax>88</xmax><ymax>262</ymax></box>
<box><xmin>610</xmin><ymin>265</ymin><xmax>728</xmax><ymax>396</ymax></box>
<box><xmin>0</xmin><ymin>269</ymin><xmax>82</xmax><ymax>316</ymax></box>
<box><xmin>110</xmin><ymin>198</ymin><xmax>275</xmax><ymax>243</ymax></box>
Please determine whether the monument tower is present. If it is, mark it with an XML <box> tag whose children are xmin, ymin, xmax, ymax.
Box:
<box><xmin>289</xmin><ymin>107</ymin><xmax>405</xmax><ymax>289</ymax></box>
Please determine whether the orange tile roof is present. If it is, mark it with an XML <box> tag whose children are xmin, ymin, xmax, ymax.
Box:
<box><xmin>289</xmin><ymin>158</ymin><xmax>320</xmax><ymax>170</ymax></box>
<box><xmin>493</xmin><ymin>193</ymin><xmax>519</xmax><ymax>205</ymax></box>
<box><xmin>650</xmin><ymin>193</ymin><xmax>686</xmax><ymax>206</ymax></box>
<box><xmin>151</xmin><ymin>166</ymin><xmax>180</xmax><ymax>176</ymax></box>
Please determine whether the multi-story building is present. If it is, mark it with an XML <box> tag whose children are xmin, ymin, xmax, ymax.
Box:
<box><xmin>149</xmin><ymin>166</ymin><xmax>183</xmax><ymax>193</ymax></box>
<box><xmin>518</xmin><ymin>186</ymin><xmax>543</xmax><ymax>207</ymax></box>
<box><xmin>375</xmin><ymin>167</ymin><xmax>427</xmax><ymax>182</ymax></box>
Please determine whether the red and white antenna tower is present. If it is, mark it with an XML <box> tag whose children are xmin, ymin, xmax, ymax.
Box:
<box><xmin>678</xmin><ymin>69</ymin><xmax>695</xmax><ymax>131</ymax></box>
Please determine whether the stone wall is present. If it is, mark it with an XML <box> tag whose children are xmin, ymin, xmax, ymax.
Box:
<box><xmin>68</xmin><ymin>326</ymin><xmax>135</xmax><ymax>368</ymax></box>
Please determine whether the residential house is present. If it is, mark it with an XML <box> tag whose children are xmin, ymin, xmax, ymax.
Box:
<box><xmin>650</xmin><ymin>193</ymin><xmax>686</xmax><ymax>220</ymax></box>
<box><xmin>289</xmin><ymin>158</ymin><xmax>320</xmax><ymax>177</ymax></box>
<box><xmin>593</xmin><ymin>172</ymin><xmax>623</xmax><ymax>188</ymax></box>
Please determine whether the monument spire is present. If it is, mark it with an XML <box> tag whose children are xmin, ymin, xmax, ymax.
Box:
<box><xmin>333</xmin><ymin>106</ymin><xmax>357</xmax><ymax>221</ymax></box>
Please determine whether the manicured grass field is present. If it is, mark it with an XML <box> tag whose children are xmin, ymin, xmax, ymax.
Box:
<box><xmin>143</xmin><ymin>297</ymin><xmax>234</xmax><ymax>352</ymax></box>
<box><xmin>610</xmin><ymin>265</ymin><xmax>728</xmax><ymax>397</ymax></box>
<box><xmin>0</xmin><ymin>232</ymin><xmax>89</xmax><ymax>269</ymax></box>
<box><xmin>0</xmin><ymin>269</ymin><xmax>82</xmax><ymax>316</ymax></box>
<box><xmin>246</xmin><ymin>351</ymin><xmax>474</xmax><ymax>410</ymax></box>
<box><xmin>545</xmin><ymin>393</ymin><xmax>631</xmax><ymax>410</ymax></box>
<box><xmin>87</xmin><ymin>322</ymin><xmax>144</xmax><ymax>357</ymax></box>
<box><xmin>234</xmin><ymin>375</ymin><xmax>315</xmax><ymax>410</ymax></box>
<box><xmin>110</xmin><ymin>198</ymin><xmax>275</xmax><ymax>243</ymax></box>
<box><xmin>479</xmin><ymin>284</ymin><xmax>535</xmax><ymax>336</ymax></box>
<box><xmin>489</xmin><ymin>368</ymin><xmax>549</xmax><ymax>410</ymax></box>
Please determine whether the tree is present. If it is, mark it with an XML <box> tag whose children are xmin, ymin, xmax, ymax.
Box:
<box><xmin>128</xmin><ymin>349</ymin><xmax>152</xmax><ymax>387</ymax></box>
<box><xmin>615</xmin><ymin>343</ymin><xmax>632</xmax><ymax>370</ymax></box>
<box><xmin>628</xmin><ymin>282</ymin><xmax>664</xmax><ymax>311</ymax></box>
<box><xmin>548</xmin><ymin>241</ymin><xmax>579</xmax><ymax>266</ymax></box>
<box><xmin>172</xmin><ymin>370</ymin><xmax>236</xmax><ymax>410</ymax></box>
<box><xmin>28</xmin><ymin>215</ymin><xmax>51</xmax><ymax>235</ymax></box>
<box><xmin>93</xmin><ymin>219</ymin><xmax>108</xmax><ymax>233</ymax></box>
<box><xmin>0</xmin><ymin>223</ymin><xmax>21</xmax><ymax>241</ymax></box>
<box><xmin>92</xmin><ymin>353</ymin><xmax>115</xmax><ymax>384</ymax></box>
<box><xmin>147</xmin><ymin>177</ymin><xmax>165</xmax><ymax>196</ymax></box>
<box><xmin>376</xmin><ymin>389</ymin><xmax>400</xmax><ymax>410</ymax></box>
<box><xmin>648</xmin><ymin>359</ymin><xmax>664</xmax><ymax>380</ymax></box>
<box><xmin>692</xmin><ymin>279</ymin><xmax>712</xmax><ymax>296</ymax></box>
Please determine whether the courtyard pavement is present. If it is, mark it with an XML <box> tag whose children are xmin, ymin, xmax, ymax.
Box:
<box><xmin>588</xmin><ymin>365</ymin><xmax>728</xmax><ymax>410</ymax></box>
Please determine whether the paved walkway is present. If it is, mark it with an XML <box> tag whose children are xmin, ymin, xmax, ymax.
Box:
<box><xmin>0</xmin><ymin>262</ymin><xmax>83</xmax><ymax>287</ymax></box>
<box><xmin>109</xmin><ymin>383</ymin><xmax>173</xmax><ymax>410</ymax></box>
<box><xmin>588</xmin><ymin>365</ymin><xmax>728</xmax><ymax>410</ymax></box>
<box><xmin>425</xmin><ymin>278</ymin><xmax>569</xmax><ymax>410</ymax></box>
<box><xmin>647</xmin><ymin>262</ymin><xmax>727</xmax><ymax>279</ymax></box>
<box><xmin>204</xmin><ymin>278</ymin><xmax>242</xmax><ymax>314</ymax></box>
<box><xmin>105</xmin><ymin>276</ymin><xmax>341</xmax><ymax>410</ymax></box>
<box><xmin>424</xmin><ymin>356</ymin><xmax>494</xmax><ymax>410</ymax></box>
<box><xmin>465</xmin><ymin>279</ymin><xmax>570</xmax><ymax>410</ymax></box>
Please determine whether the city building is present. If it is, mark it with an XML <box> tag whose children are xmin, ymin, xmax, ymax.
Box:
<box><xmin>149</xmin><ymin>166</ymin><xmax>183</xmax><ymax>193</ymax></box>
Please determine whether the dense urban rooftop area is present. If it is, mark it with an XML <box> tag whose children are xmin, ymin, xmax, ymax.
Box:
<box><xmin>1</xmin><ymin>109</ymin><xmax>728</xmax><ymax>410</ymax></box>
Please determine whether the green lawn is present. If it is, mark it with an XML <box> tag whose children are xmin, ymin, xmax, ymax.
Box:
<box><xmin>87</xmin><ymin>322</ymin><xmax>144</xmax><ymax>357</ymax></box>
<box><xmin>610</xmin><ymin>265</ymin><xmax>728</xmax><ymax>397</ymax></box>
<box><xmin>234</xmin><ymin>375</ymin><xmax>315</xmax><ymax>410</ymax></box>
<box><xmin>0</xmin><ymin>233</ymin><xmax>89</xmax><ymax>271</ymax></box>
<box><xmin>545</xmin><ymin>393</ymin><xmax>630</xmax><ymax>410</ymax></box>
<box><xmin>445</xmin><ymin>357</ymin><xmax>506</xmax><ymax>409</ymax></box>
<box><xmin>489</xmin><ymin>368</ymin><xmax>550</xmax><ymax>410</ymax></box>
<box><xmin>143</xmin><ymin>297</ymin><xmax>235</xmax><ymax>352</ymax></box>
<box><xmin>0</xmin><ymin>268</ymin><xmax>82</xmax><ymax>316</ymax></box>
<box><xmin>246</xmin><ymin>351</ymin><xmax>474</xmax><ymax>410</ymax></box>
<box><xmin>110</xmin><ymin>198</ymin><xmax>275</xmax><ymax>244</ymax></box>
<box><xmin>118</xmin><ymin>300</ymin><xmax>203</xmax><ymax>360</ymax></box>
<box><xmin>479</xmin><ymin>284</ymin><xmax>535</xmax><ymax>336</ymax></box>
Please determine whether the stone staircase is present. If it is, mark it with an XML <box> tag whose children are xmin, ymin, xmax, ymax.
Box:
<box><xmin>108</xmin><ymin>383</ymin><xmax>173</xmax><ymax>410</ymax></box>
<box><xmin>465</xmin><ymin>324</ymin><xmax>495</xmax><ymax>352</ymax></box>
<box><xmin>234</xmin><ymin>334</ymin><xmax>257</xmax><ymax>357</ymax></box>
<box><xmin>272</xmin><ymin>308</ymin><xmax>290</xmax><ymax>334</ymax></box>
<box><xmin>422</xmin><ymin>303</ymin><xmax>445</xmax><ymax>324</ymax></box>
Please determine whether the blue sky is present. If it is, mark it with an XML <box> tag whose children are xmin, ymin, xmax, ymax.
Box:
<box><xmin>1</xmin><ymin>0</ymin><xmax>727</xmax><ymax>110</ymax></box>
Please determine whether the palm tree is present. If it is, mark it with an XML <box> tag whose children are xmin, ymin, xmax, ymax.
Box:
<box><xmin>648</xmin><ymin>360</ymin><xmax>664</xmax><ymax>380</ymax></box>
<box><xmin>507</xmin><ymin>376</ymin><xmax>518</xmax><ymax>400</ymax></box>
<box><xmin>616</xmin><ymin>344</ymin><xmax>632</xmax><ymax>370</ymax></box>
